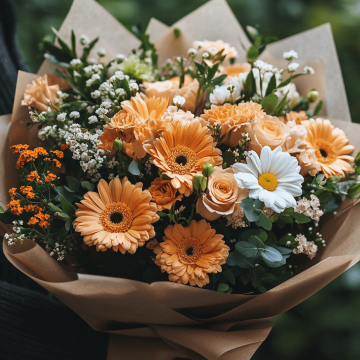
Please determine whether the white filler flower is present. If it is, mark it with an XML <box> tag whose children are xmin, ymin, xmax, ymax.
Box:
<box><xmin>232</xmin><ymin>146</ymin><xmax>303</xmax><ymax>213</ymax></box>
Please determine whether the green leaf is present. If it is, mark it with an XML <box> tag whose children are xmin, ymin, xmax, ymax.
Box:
<box><xmin>55</xmin><ymin>186</ymin><xmax>78</xmax><ymax>203</ymax></box>
<box><xmin>313</xmin><ymin>100</ymin><xmax>323</xmax><ymax>116</ymax></box>
<box><xmin>0</xmin><ymin>206</ymin><xmax>4</xmax><ymax>214</ymax></box>
<box><xmin>129</xmin><ymin>160</ymin><xmax>140</xmax><ymax>176</ymax></box>
<box><xmin>261</xmin><ymin>273</ymin><xmax>276</xmax><ymax>283</ymax></box>
<box><xmin>240</xmin><ymin>229</ymin><xmax>267</xmax><ymax>242</ymax></box>
<box><xmin>276</xmin><ymin>77</ymin><xmax>291</xmax><ymax>89</ymax></box>
<box><xmin>235</xmin><ymin>241</ymin><xmax>258</xmax><ymax>257</ymax></box>
<box><xmin>291</xmin><ymin>212</ymin><xmax>311</xmax><ymax>224</ymax></box>
<box><xmin>248</xmin><ymin>235</ymin><xmax>266</xmax><ymax>249</ymax></box>
<box><xmin>258</xmin><ymin>212</ymin><xmax>272</xmax><ymax>230</ymax></box>
<box><xmin>247</xmin><ymin>44</ymin><xmax>259</xmax><ymax>61</ymax></box>
<box><xmin>240</xmin><ymin>197</ymin><xmax>260</xmax><ymax>222</ymax></box>
<box><xmin>244</xmin><ymin>70</ymin><xmax>256</xmax><ymax>100</ymax></box>
<box><xmin>47</xmin><ymin>203</ymin><xmax>62</xmax><ymax>213</ymax></box>
<box><xmin>59</xmin><ymin>195</ymin><xmax>76</xmax><ymax>216</ymax></box>
<box><xmin>278</xmin><ymin>233</ymin><xmax>294</xmax><ymax>245</ymax></box>
<box><xmin>275</xmin><ymin>246</ymin><xmax>293</xmax><ymax>255</ymax></box>
<box><xmin>65</xmin><ymin>218</ymin><xmax>72</xmax><ymax>231</ymax></box>
<box><xmin>259</xmin><ymin>246</ymin><xmax>282</xmax><ymax>262</ymax></box>
<box><xmin>263</xmin><ymin>257</ymin><xmax>286</xmax><ymax>268</ymax></box>
<box><xmin>51</xmin><ymin>27</ymin><xmax>73</xmax><ymax>57</ymax></box>
<box><xmin>64</xmin><ymin>186</ymin><xmax>76</xmax><ymax>193</ymax></box>
<box><xmin>326</xmin><ymin>174</ymin><xmax>343</xmax><ymax>185</ymax></box>
<box><xmin>212</xmin><ymin>74</ymin><xmax>227</xmax><ymax>86</ymax></box>
<box><xmin>66</xmin><ymin>176</ymin><xmax>81</xmax><ymax>191</ymax></box>
<box><xmin>217</xmin><ymin>283</ymin><xmax>229</xmax><ymax>293</ymax></box>
<box><xmin>261</xmin><ymin>93</ymin><xmax>278</xmax><ymax>114</ymax></box>
<box><xmin>232</xmin><ymin>251</ymin><xmax>255</xmax><ymax>269</ymax></box>
<box><xmin>265</xmin><ymin>73</ymin><xmax>277</xmax><ymax>96</ymax></box>
<box><xmin>274</xmin><ymin>90</ymin><xmax>289</xmax><ymax>116</ymax></box>
<box><xmin>81</xmin><ymin>181</ymin><xmax>94</xmax><ymax>191</ymax></box>
<box><xmin>71</xmin><ymin>30</ymin><xmax>77</xmax><ymax>58</ymax></box>
<box><xmin>222</xmin><ymin>269</ymin><xmax>236</xmax><ymax>285</ymax></box>
<box><xmin>348</xmin><ymin>183</ymin><xmax>360</xmax><ymax>198</ymax></box>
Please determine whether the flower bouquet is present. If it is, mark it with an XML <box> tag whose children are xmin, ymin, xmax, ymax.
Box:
<box><xmin>2</xmin><ymin>0</ymin><xmax>360</xmax><ymax>359</ymax></box>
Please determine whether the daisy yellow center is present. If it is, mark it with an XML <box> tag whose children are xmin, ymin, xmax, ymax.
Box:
<box><xmin>178</xmin><ymin>237</ymin><xmax>202</xmax><ymax>265</ymax></box>
<box><xmin>258</xmin><ymin>173</ymin><xmax>278</xmax><ymax>191</ymax></box>
<box><xmin>166</xmin><ymin>145</ymin><xmax>198</xmax><ymax>175</ymax></box>
<box><xmin>314</xmin><ymin>139</ymin><xmax>336</xmax><ymax>165</ymax></box>
<box><xmin>100</xmin><ymin>202</ymin><xmax>133</xmax><ymax>233</ymax></box>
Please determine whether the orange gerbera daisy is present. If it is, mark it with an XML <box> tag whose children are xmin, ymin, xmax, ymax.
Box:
<box><xmin>153</xmin><ymin>220</ymin><xmax>229</xmax><ymax>287</ymax></box>
<box><xmin>121</xmin><ymin>93</ymin><xmax>168</xmax><ymax>121</ymax></box>
<box><xmin>201</xmin><ymin>102</ymin><xmax>264</xmax><ymax>147</ymax></box>
<box><xmin>303</xmin><ymin>118</ymin><xmax>354</xmax><ymax>178</ymax></box>
<box><xmin>73</xmin><ymin>177</ymin><xmax>159</xmax><ymax>254</ymax></box>
<box><xmin>143</xmin><ymin>119</ymin><xmax>222</xmax><ymax>196</ymax></box>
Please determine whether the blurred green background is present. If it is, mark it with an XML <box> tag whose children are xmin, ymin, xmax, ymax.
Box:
<box><xmin>12</xmin><ymin>0</ymin><xmax>360</xmax><ymax>358</ymax></box>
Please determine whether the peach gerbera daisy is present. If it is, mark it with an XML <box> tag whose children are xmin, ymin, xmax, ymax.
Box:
<box><xmin>303</xmin><ymin>118</ymin><xmax>354</xmax><ymax>178</ymax></box>
<box><xmin>73</xmin><ymin>177</ymin><xmax>159</xmax><ymax>254</ymax></box>
<box><xmin>121</xmin><ymin>93</ymin><xmax>168</xmax><ymax>121</ymax></box>
<box><xmin>143</xmin><ymin>119</ymin><xmax>222</xmax><ymax>196</ymax></box>
<box><xmin>153</xmin><ymin>220</ymin><xmax>229</xmax><ymax>287</ymax></box>
<box><xmin>98</xmin><ymin>125</ymin><xmax>132</xmax><ymax>157</ymax></box>
<box><xmin>201</xmin><ymin>101</ymin><xmax>264</xmax><ymax>147</ymax></box>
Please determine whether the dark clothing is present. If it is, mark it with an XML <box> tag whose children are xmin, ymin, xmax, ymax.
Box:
<box><xmin>0</xmin><ymin>1</ymin><xmax>108</xmax><ymax>358</ymax></box>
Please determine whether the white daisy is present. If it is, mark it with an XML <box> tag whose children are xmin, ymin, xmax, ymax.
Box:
<box><xmin>232</xmin><ymin>146</ymin><xmax>303</xmax><ymax>213</ymax></box>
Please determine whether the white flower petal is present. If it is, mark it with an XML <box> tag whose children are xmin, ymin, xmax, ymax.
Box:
<box><xmin>246</xmin><ymin>151</ymin><xmax>262</xmax><ymax>177</ymax></box>
<box><xmin>277</xmin><ymin>173</ymin><xmax>303</xmax><ymax>184</ymax></box>
<box><xmin>232</xmin><ymin>162</ymin><xmax>257</xmax><ymax>177</ymax></box>
<box><xmin>234</xmin><ymin>173</ymin><xmax>259</xmax><ymax>189</ymax></box>
<box><xmin>259</xmin><ymin>189</ymin><xmax>275</xmax><ymax>208</ymax></box>
<box><xmin>277</xmin><ymin>183</ymin><xmax>302</xmax><ymax>197</ymax></box>
<box><xmin>260</xmin><ymin>146</ymin><xmax>272</xmax><ymax>173</ymax></box>
<box><xmin>249</xmin><ymin>187</ymin><xmax>263</xmax><ymax>199</ymax></box>
<box><xmin>274</xmin><ymin>189</ymin><xmax>296</xmax><ymax>208</ymax></box>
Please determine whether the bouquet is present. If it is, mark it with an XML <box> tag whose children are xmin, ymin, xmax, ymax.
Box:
<box><xmin>2</xmin><ymin>0</ymin><xmax>360</xmax><ymax>359</ymax></box>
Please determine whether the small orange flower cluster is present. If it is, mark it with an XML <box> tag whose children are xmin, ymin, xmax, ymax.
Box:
<box><xmin>20</xmin><ymin>186</ymin><xmax>35</xmax><ymax>199</ymax></box>
<box><xmin>60</xmin><ymin>144</ymin><xmax>69</xmax><ymax>150</ymax></box>
<box><xmin>50</xmin><ymin>150</ymin><xmax>64</xmax><ymax>158</ymax></box>
<box><xmin>28</xmin><ymin>212</ymin><xmax>51</xmax><ymax>228</ymax></box>
<box><xmin>12</xmin><ymin>145</ymin><xmax>49</xmax><ymax>168</ymax></box>
<box><xmin>27</xmin><ymin>170</ymin><xmax>42</xmax><ymax>183</ymax></box>
<box><xmin>9</xmin><ymin>187</ymin><xmax>16</xmax><ymax>200</ymax></box>
<box><xmin>45</xmin><ymin>171</ymin><xmax>59</xmax><ymax>182</ymax></box>
<box><xmin>53</xmin><ymin>159</ymin><xmax>62</xmax><ymax>168</ymax></box>
<box><xmin>7</xmin><ymin>200</ymin><xmax>23</xmax><ymax>215</ymax></box>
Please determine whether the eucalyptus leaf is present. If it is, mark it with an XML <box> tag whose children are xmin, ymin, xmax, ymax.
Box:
<box><xmin>235</xmin><ymin>241</ymin><xmax>258</xmax><ymax>257</ymax></box>
<box><xmin>217</xmin><ymin>283</ymin><xmax>229</xmax><ymax>293</ymax></box>
<box><xmin>81</xmin><ymin>181</ymin><xmax>94</xmax><ymax>191</ymax></box>
<box><xmin>259</xmin><ymin>246</ymin><xmax>282</xmax><ymax>262</ymax></box>
<box><xmin>66</xmin><ymin>176</ymin><xmax>81</xmax><ymax>191</ymax></box>
<box><xmin>258</xmin><ymin>212</ymin><xmax>272</xmax><ymax>230</ymax></box>
<box><xmin>129</xmin><ymin>160</ymin><xmax>140</xmax><ymax>176</ymax></box>
<box><xmin>291</xmin><ymin>212</ymin><xmax>311</xmax><ymax>224</ymax></box>
<box><xmin>222</xmin><ymin>269</ymin><xmax>236</xmax><ymax>285</ymax></box>
<box><xmin>232</xmin><ymin>251</ymin><xmax>255</xmax><ymax>269</ymax></box>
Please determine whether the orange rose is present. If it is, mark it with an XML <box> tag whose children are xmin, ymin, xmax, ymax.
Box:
<box><xmin>201</xmin><ymin>102</ymin><xmax>264</xmax><ymax>147</ymax></box>
<box><xmin>149</xmin><ymin>178</ymin><xmax>183</xmax><ymax>211</ymax></box>
<box><xmin>110</xmin><ymin>109</ymin><xmax>137</xmax><ymax>136</ymax></box>
<box><xmin>196</xmin><ymin>167</ymin><xmax>249</xmax><ymax>221</ymax></box>
<box><xmin>246</xmin><ymin>114</ymin><xmax>290</xmax><ymax>155</ymax></box>
<box><xmin>22</xmin><ymin>74</ymin><xmax>60</xmax><ymax>112</ymax></box>
<box><xmin>142</xmin><ymin>74</ymin><xmax>199</xmax><ymax>113</ymax></box>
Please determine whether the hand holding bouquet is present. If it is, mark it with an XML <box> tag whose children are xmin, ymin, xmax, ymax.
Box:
<box><xmin>2</xmin><ymin>0</ymin><xmax>360</xmax><ymax>359</ymax></box>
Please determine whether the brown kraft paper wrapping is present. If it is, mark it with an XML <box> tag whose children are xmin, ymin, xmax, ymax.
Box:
<box><xmin>1</xmin><ymin>0</ymin><xmax>360</xmax><ymax>359</ymax></box>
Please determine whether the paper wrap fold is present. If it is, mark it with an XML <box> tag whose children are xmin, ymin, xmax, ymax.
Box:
<box><xmin>1</xmin><ymin>0</ymin><xmax>359</xmax><ymax>359</ymax></box>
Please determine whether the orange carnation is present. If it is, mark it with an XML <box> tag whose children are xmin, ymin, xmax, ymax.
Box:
<box><xmin>201</xmin><ymin>102</ymin><xmax>264</xmax><ymax>147</ymax></box>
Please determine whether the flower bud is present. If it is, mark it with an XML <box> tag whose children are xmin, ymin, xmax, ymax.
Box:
<box><xmin>307</xmin><ymin>90</ymin><xmax>319</xmax><ymax>103</ymax></box>
<box><xmin>193</xmin><ymin>173</ymin><xmax>207</xmax><ymax>192</ymax></box>
<box><xmin>202</xmin><ymin>162</ymin><xmax>215</xmax><ymax>177</ymax></box>
<box><xmin>113</xmin><ymin>139</ymin><xmax>124</xmax><ymax>152</ymax></box>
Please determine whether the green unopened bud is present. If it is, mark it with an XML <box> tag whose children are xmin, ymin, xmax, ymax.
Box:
<box><xmin>193</xmin><ymin>173</ymin><xmax>207</xmax><ymax>192</ymax></box>
<box><xmin>113</xmin><ymin>139</ymin><xmax>124</xmax><ymax>152</ymax></box>
<box><xmin>307</xmin><ymin>90</ymin><xmax>319</xmax><ymax>103</ymax></box>
<box><xmin>202</xmin><ymin>162</ymin><xmax>215</xmax><ymax>177</ymax></box>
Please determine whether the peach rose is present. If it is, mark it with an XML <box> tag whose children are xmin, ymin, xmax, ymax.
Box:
<box><xmin>142</xmin><ymin>74</ymin><xmax>199</xmax><ymax>113</ymax></box>
<box><xmin>246</xmin><ymin>114</ymin><xmax>290</xmax><ymax>155</ymax></box>
<box><xmin>22</xmin><ymin>74</ymin><xmax>60</xmax><ymax>113</ymax></box>
<box><xmin>279</xmin><ymin>110</ymin><xmax>308</xmax><ymax>125</ymax></box>
<box><xmin>201</xmin><ymin>102</ymin><xmax>264</xmax><ymax>147</ymax></box>
<box><xmin>284</xmin><ymin>120</ymin><xmax>307</xmax><ymax>154</ymax></box>
<box><xmin>296</xmin><ymin>149</ymin><xmax>321</xmax><ymax>176</ymax></box>
<box><xmin>149</xmin><ymin>178</ymin><xmax>183</xmax><ymax>211</ymax></box>
<box><xmin>196</xmin><ymin>167</ymin><xmax>249</xmax><ymax>221</ymax></box>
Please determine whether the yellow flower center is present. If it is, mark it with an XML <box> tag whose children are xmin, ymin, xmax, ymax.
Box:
<box><xmin>100</xmin><ymin>202</ymin><xmax>133</xmax><ymax>233</ymax></box>
<box><xmin>166</xmin><ymin>145</ymin><xmax>198</xmax><ymax>175</ymax></box>
<box><xmin>258</xmin><ymin>173</ymin><xmax>278</xmax><ymax>191</ymax></box>
<box><xmin>178</xmin><ymin>237</ymin><xmax>202</xmax><ymax>264</ymax></box>
<box><xmin>314</xmin><ymin>139</ymin><xmax>336</xmax><ymax>165</ymax></box>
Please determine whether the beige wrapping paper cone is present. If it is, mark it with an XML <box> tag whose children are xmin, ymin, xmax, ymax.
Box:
<box><xmin>1</xmin><ymin>0</ymin><xmax>360</xmax><ymax>359</ymax></box>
